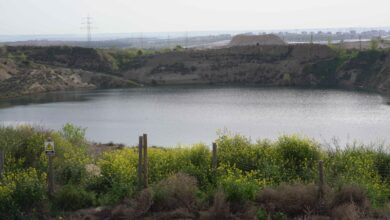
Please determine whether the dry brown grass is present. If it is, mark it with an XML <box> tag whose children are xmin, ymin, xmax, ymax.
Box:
<box><xmin>332</xmin><ymin>203</ymin><xmax>361</xmax><ymax>220</ymax></box>
<box><xmin>111</xmin><ymin>188</ymin><xmax>153</xmax><ymax>219</ymax></box>
<box><xmin>331</xmin><ymin>185</ymin><xmax>370</xmax><ymax>212</ymax></box>
<box><xmin>256</xmin><ymin>183</ymin><xmax>320</xmax><ymax>218</ymax></box>
<box><xmin>199</xmin><ymin>191</ymin><xmax>233</xmax><ymax>220</ymax></box>
<box><xmin>152</xmin><ymin>172</ymin><xmax>200</xmax><ymax>214</ymax></box>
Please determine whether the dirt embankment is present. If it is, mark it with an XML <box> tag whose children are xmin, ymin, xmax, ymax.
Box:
<box><xmin>121</xmin><ymin>44</ymin><xmax>336</xmax><ymax>86</ymax></box>
<box><xmin>1</xmin><ymin>44</ymin><xmax>390</xmax><ymax>98</ymax></box>
<box><xmin>228</xmin><ymin>34</ymin><xmax>286</xmax><ymax>47</ymax></box>
<box><xmin>120</xmin><ymin>44</ymin><xmax>390</xmax><ymax>94</ymax></box>
<box><xmin>0</xmin><ymin>57</ymin><xmax>136</xmax><ymax>99</ymax></box>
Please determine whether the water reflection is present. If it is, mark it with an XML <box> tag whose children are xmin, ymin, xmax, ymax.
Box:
<box><xmin>0</xmin><ymin>90</ymin><xmax>92</xmax><ymax>108</ymax></box>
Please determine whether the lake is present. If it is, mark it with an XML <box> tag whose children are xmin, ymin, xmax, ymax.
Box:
<box><xmin>1</xmin><ymin>86</ymin><xmax>390</xmax><ymax>147</ymax></box>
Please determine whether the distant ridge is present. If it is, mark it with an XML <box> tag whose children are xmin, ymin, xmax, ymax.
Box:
<box><xmin>229</xmin><ymin>34</ymin><xmax>286</xmax><ymax>46</ymax></box>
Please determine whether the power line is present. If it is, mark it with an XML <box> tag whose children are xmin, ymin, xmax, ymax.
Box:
<box><xmin>81</xmin><ymin>15</ymin><xmax>94</xmax><ymax>46</ymax></box>
<box><xmin>185</xmin><ymin>31</ymin><xmax>188</xmax><ymax>48</ymax></box>
<box><xmin>140</xmin><ymin>33</ymin><xmax>144</xmax><ymax>49</ymax></box>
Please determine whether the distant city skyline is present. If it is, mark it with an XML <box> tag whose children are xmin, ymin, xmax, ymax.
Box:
<box><xmin>0</xmin><ymin>0</ymin><xmax>389</xmax><ymax>35</ymax></box>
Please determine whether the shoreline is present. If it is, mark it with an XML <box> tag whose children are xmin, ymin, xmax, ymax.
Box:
<box><xmin>1</xmin><ymin>44</ymin><xmax>390</xmax><ymax>101</ymax></box>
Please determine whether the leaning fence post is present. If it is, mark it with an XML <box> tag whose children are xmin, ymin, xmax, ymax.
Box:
<box><xmin>0</xmin><ymin>149</ymin><xmax>4</xmax><ymax>180</ymax></box>
<box><xmin>138</xmin><ymin>136</ymin><xmax>143</xmax><ymax>189</ymax></box>
<box><xmin>143</xmin><ymin>133</ymin><xmax>148</xmax><ymax>188</ymax></box>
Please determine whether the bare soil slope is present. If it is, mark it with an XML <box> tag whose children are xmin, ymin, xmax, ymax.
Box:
<box><xmin>228</xmin><ymin>34</ymin><xmax>286</xmax><ymax>47</ymax></box>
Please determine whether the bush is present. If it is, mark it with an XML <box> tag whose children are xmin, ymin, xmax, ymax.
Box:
<box><xmin>218</xmin><ymin>165</ymin><xmax>260</xmax><ymax>202</ymax></box>
<box><xmin>56</xmin><ymin>162</ymin><xmax>86</xmax><ymax>185</ymax></box>
<box><xmin>96</xmin><ymin>149</ymin><xmax>138</xmax><ymax>205</ymax></box>
<box><xmin>256</xmin><ymin>184</ymin><xmax>319</xmax><ymax>217</ymax></box>
<box><xmin>54</xmin><ymin>185</ymin><xmax>96</xmax><ymax>211</ymax></box>
<box><xmin>0</xmin><ymin>126</ymin><xmax>47</xmax><ymax>171</ymax></box>
<box><xmin>60</xmin><ymin>123</ymin><xmax>87</xmax><ymax>145</ymax></box>
<box><xmin>332</xmin><ymin>185</ymin><xmax>370</xmax><ymax>212</ymax></box>
<box><xmin>180</xmin><ymin>144</ymin><xmax>212</xmax><ymax>189</ymax></box>
<box><xmin>275</xmin><ymin>135</ymin><xmax>322</xmax><ymax>182</ymax></box>
<box><xmin>325</xmin><ymin>146</ymin><xmax>390</xmax><ymax>207</ymax></box>
<box><xmin>256</xmin><ymin>207</ymin><xmax>267</xmax><ymax>220</ymax></box>
<box><xmin>153</xmin><ymin>172</ymin><xmax>199</xmax><ymax>211</ymax></box>
<box><xmin>0</xmin><ymin>168</ymin><xmax>46</xmax><ymax>218</ymax></box>
<box><xmin>204</xmin><ymin>191</ymin><xmax>231</xmax><ymax>219</ymax></box>
<box><xmin>373</xmin><ymin>149</ymin><xmax>390</xmax><ymax>183</ymax></box>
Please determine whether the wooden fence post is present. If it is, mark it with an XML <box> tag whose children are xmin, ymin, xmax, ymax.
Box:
<box><xmin>44</xmin><ymin>137</ymin><xmax>55</xmax><ymax>196</ymax></box>
<box><xmin>318</xmin><ymin>160</ymin><xmax>324</xmax><ymax>197</ymax></box>
<box><xmin>0</xmin><ymin>149</ymin><xmax>4</xmax><ymax>180</ymax></box>
<box><xmin>143</xmin><ymin>133</ymin><xmax>148</xmax><ymax>188</ymax></box>
<box><xmin>212</xmin><ymin>142</ymin><xmax>218</xmax><ymax>185</ymax></box>
<box><xmin>138</xmin><ymin>136</ymin><xmax>143</xmax><ymax>189</ymax></box>
<box><xmin>48</xmin><ymin>155</ymin><xmax>54</xmax><ymax>196</ymax></box>
<box><xmin>318</xmin><ymin>160</ymin><xmax>325</xmax><ymax>214</ymax></box>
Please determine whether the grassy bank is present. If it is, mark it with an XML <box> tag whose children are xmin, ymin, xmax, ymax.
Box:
<box><xmin>0</xmin><ymin>124</ymin><xmax>389</xmax><ymax>219</ymax></box>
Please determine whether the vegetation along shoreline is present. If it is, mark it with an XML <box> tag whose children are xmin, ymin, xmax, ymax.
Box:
<box><xmin>0</xmin><ymin>124</ymin><xmax>389</xmax><ymax>219</ymax></box>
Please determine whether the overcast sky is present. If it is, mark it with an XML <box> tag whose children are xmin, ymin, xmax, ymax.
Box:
<box><xmin>0</xmin><ymin>0</ymin><xmax>389</xmax><ymax>35</ymax></box>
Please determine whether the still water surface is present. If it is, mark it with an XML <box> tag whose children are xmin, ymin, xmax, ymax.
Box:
<box><xmin>1</xmin><ymin>86</ymin><xmax>390</xmax><ymax>146</ymax></box>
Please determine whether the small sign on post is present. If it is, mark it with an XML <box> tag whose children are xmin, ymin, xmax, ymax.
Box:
<box><xmin>45</xmin><ymin>137</ymin><xmax>55</xmax><ymax>156</ymax></box>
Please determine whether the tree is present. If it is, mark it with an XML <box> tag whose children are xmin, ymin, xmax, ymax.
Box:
<box><xmin>327</xmin><ymin>36</ymin><xmax>333</xmax><ymax>46</ymax></box>
<box><xmin>174</xmin><ymin>45</ymin><xmax>183</xmax><ymax>51</ymax></box>
<box><xmin>370</xmin><ymin>38</ymin><xmax>379</xmax><ymax>50</ymax></box>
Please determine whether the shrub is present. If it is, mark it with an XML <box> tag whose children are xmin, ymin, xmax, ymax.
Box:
<box><xmin>218</xmin><ymin>165</ymin><xmax>260</xmax><ymax>202</ymax></box>
<box><xmin>273</xmin><ymin>212</ymin><xmax>288</xmax><ymax>220</ymax></box>
<box><xmin>217</xmin><ymin>133</ymin><xmax>253</xmax><ymax>171</ymax></box>
<box><xmin>256</xmin><ymin>184</ymin><xmax>319</xmax><ymax>217</ymax></box>
<box><xmin>332</xmin><ymin>185</ymin><xmax>370</xmax><ymax>212</ymax></box>
<box><xmin>0</xmin><ymin>168</ymin><xmax>46</xmax><ymax>218</ymax></box>
<box><xmin>370</xmin><ymin>38</ymin><xmax>379</xmax><ymax>50</ymax></box>
<box><xmin>201</xmin><ymin>191</ymin><xmax>231</xmax><ymax>220</ymax></box>
<box><xmin>96</xmin><ymin>149</ymin><xmax>138</xmax><ymax>205</ymax></box>
<box><xmin>325</xmin><ymin>146</ymin><xmax>390</xmax><ymax>207</ymax></box>
<box><xmin>0</xmin><ymin>183</ymin><xmax>17</xmax><ymax>219</ymax></box>
<box><xmin>147</xmin><ymin>147</ymin><xmax>186</xmax><ymax>183</ymax></box>
<box><xmin>373</xmin><ymin>149</ymin><xmax>390</xmax><ymax>183</ymax></box>
<box><xmin>256</xmin><ymin>207</ymin><xmax>267</xmax><ymax>220</ymax></box>
<box><xmin>54</xmin><ymin>185</ymin><xmax>96</xmax><ymax>211</ymax></box>
<box><xmin>56</xmin><ymin>162</ymin><xmax>85</xmax><ymax>185</ymax></box>
<box><xmin>332</xmin><ymin>203</ymin><xmax>361</xmax><ymax>220</ymax></box>
<box><xmin>275</xmin><ymin>135</ymin><xmax>322</xmax><ymax>182</ymax></box>
<box><xmin>0</xmin><ymin>126</ymin><xmax>47</xmax><ymax>171</ymax></box>
<box><xmin>153</xmin><ymin>172</ymin><xmax>199</xmax><ymax>211</ymax></box>
<box><xmin>180</xmin><ymin>144</ymin><xmax>212</xmax><ymax>188</ymax></box>
<box><xmin>0</xmin><ymin>46</ymin><xmax>7</xmax><ymax>57</ymax></box>
<box><xmin>60</xmin><ymin>123</ymin><xmax>87</xmax><ymax>145</ymax></box>
<box><xmin>111</xmin><ymin>188</ymin><xmax>153</xmax><ymax>219</ymax></box>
